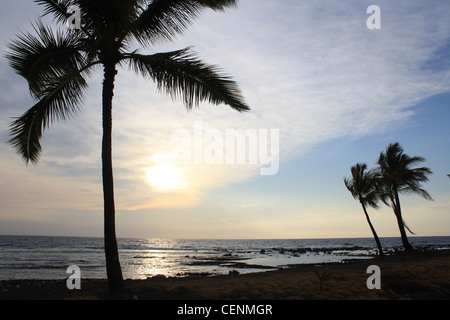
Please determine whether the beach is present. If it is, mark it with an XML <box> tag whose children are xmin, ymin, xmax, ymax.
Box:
<box><xmin>1</xmin><ymin>249</ymin><xmax>449</xmax><ymax>300</ymax></box>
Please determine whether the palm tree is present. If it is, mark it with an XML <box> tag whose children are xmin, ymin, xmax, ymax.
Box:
<box><xmin>344</xmin><ymin>163</ymin><xmax>383</xmax><ymax>256</ymax></box>
<box><xmin>377</xmin><ymin>143</ymin><xmax>433</xmax><ymax>252</ymax></box>
<box><xmin>5</xmin><ymin>0</ymin><xmax>249</xmax><ymax>296</ymax></box>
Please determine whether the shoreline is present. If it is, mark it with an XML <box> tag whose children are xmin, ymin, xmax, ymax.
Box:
<box><xmin>1</xmin><ymin>235</ymin><xmax>448</xmax><ymax>281</ymax></box>
<box><xmin>1</xmin><ymin>249</ymin><xmax>449</xmax><ymax>300</ymax></box>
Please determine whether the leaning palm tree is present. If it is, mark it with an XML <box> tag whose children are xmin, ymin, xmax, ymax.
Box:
<box><xmin>377</xmin><ymin>143</ymin><xmax>433</xmax><ymax>252</ymax></box>
<box><xmin>344</xmin><ymin>163</ymin><xmax>383</xmax><ymax>256</ymax></box>
<box><xmin>5</xmin><ymin>0</ymin><xmax>249</xmax><ymax>296</ymax></box>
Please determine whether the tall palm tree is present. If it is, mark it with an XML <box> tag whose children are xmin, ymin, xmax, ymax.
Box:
<box><xmin>377</xmin><ymin>143</ymin><xmax>433</xmax><ymax>252</ymax></box>
<box><xmin>5</xmin><ymin>0</ymin><xmax>249</xmax><ymax>296</ymax></box>
<box><xmin>344</xmin><ymin>163</ymin><xmax>383</xmax><ymax>256</ymax></box>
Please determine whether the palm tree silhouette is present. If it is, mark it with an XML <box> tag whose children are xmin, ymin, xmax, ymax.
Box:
<box><xmin>5</xmin><ymin>0</ymin><xmax>249</xmax><ymax>296</ymax></box>
<box><xmin>344</xmin><ymin>163</ymin><xmax>383</xmax><ymax>256</ymax></box>
<box><xmin>377</xmin><ymin>143</ymin><xmax>433</xmax><ymax>252</ymax></box>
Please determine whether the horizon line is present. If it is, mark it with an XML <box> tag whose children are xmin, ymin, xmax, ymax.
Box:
<box><xmin>1</xmin><ymin>233</ymin><xmax>449</xmax><ymax>240</ymax></box>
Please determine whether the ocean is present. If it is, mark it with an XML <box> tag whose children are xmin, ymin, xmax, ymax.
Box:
<box><xmin>0</xmin><ymin>235</ymin><xmax>449</xmax><ymax>281</ymax></box>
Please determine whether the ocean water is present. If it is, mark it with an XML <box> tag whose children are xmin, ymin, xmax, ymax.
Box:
<box><xmin>0</xmin><ymin>235</ymin><xmax>449</xmax><ymax>281</ymax></box>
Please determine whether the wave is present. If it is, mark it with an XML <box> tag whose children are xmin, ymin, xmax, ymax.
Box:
<box><xmin>1</xmin><ymin>235</ymin><xmax>449</xmax><ymax>280</ymax></box>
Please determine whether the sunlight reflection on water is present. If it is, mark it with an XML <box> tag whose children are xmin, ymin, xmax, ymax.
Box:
<box><xmin>1</xmin><ymin>236</ymin><xmax>449</xmax><ymax>280</ymax></box>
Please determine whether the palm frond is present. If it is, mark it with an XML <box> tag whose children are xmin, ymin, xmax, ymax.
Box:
<box><xmin>5</xmin><ymin>20</ymin><xmax>88</xmax><ymax>99</ymax></box>
<box><xmin>35</xmin><ymin>0</ymin><xmax>97</xmax><ymax>39</ymax></box>
<box><xmin>8</xmin><ymin>73</ymin><xmax>87</xmax><ymax>164</ymax></box>
<box><xmin>398</xmin><ymin>184</ymin><xmax>433</xmax><ymax>201</ymax></box>
<box><xmin>74</xmin><ymin>0</ymin><xmax>144</xmax><ymax>38</ymax></box>
<box><xmin>402</xmin><ymin>218</ymin><xmax>415</xmax><ymax>235</ymax></box>
<box><xmin>374</xmin><ymin>176</ymin><xmax>393</xmax><ymax>207</ymax></box>
<box><xmin>129</xmin><ymin>0</ymin><xmax>238</xmax><ymax>45</ymax></box>
<box><xmin>35</xmin><ymin>0</ymin><xmax>73</xmax><ymax>24</ymax></box>
<box><xmin>125</xmin><ymin>47</ymin><xmax>249</xmax><ymax>112</ymax></box>
<box><xmin>343</xmin><ymin>177</ymin><xmax>357</xmax><ymax>200</ymax></box>
<box><xmin>378</xmin><ymin>142</ymin><xmax>433</xmax><ymax>201</ymax></box>
<box><xmin>344</xmin><ymin>163</ymin><xmax>381</xmax><ymax>209</ymax></box>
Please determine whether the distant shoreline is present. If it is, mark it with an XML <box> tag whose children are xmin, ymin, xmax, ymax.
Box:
<box><xmin>1</xmin><ymin>249</ymin><xmax>449</xmax><ymax>300</ymax></box>
<box><xmin>1</xmin><ymin>235</ymin><xmax>450</xmax><ymax>281</ymax></box>
<box><xmin>2</xmin><ymin>234</ymin><xmax>450</xmax><ymax>240</ymax></box>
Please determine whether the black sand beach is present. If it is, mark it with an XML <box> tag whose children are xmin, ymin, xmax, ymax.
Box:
<box><xmin>1</xmin><ymin>249</ymin><xmax>449</xmax><ymax>300</ymax></box>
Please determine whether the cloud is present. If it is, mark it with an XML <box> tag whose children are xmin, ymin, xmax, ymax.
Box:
<box><xmin>162</xmin><ymin>0</ymin><xmax>450</xmax><ymax>157</ymax></box>
<box><xmin>220</xmin><ymin>217</ymin><xmax>246</xmax><ymax>224</ymax></box>
<box><xmin>107</xmin><ymin>0</ymin><xmax>450</xmax><ymax>206</ymax></box>
<box><xmin>1</xmin><ymin>0</ymin><xmax>449</xmax><ymax>221</ymax></box>
<box><xmin>239</xmin><ymin>203</ymin><xmax>259</xmax><ymax>208</ymax></box>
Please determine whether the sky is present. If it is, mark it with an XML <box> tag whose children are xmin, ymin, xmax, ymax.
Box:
<box><xmin>0</xmin><ymin>0</ymin><xmax>449</xmax><ymax>239</ymax></box>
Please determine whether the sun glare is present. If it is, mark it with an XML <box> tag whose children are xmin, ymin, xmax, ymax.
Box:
<box><xmin>145</xmin><ymin>164</ymin><xmax>185</xmax><ymax>191</ymax></box>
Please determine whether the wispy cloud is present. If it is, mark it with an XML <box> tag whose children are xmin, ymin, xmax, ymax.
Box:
<box><xmin>239</xmin><ymin>203</ymin><xmax>259</xmax><ymax>209</ymax></box>
<box><xmin>1</xmin><ymin>1</ymin><xmax>449</xmax><ymax>235</ymax></box>
<box><xmin>105</xmin><ymin>0</ymin><xmax>450</xmax><ymax>207</ymax></box>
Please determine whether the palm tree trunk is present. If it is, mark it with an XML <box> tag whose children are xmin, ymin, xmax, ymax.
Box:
<box><xmin>102</xmin><ymin>61</ymin><xmax>126</xmax><ymax>296</ymax></box>
<box><xmin>392</xmin><ymin>186</ymin><xmax>414</xmax><ymax>252</ymax></box>
<box><xmin>360</xmin><ymin>202</ymin><xmax>383</xmax><ymax>256</ymax></box>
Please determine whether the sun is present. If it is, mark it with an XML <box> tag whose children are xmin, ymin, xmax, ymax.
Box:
<box><xmin>145</xmin><ymin>164</ymin><xmax>185</xmax><ymax>191</ymax></box>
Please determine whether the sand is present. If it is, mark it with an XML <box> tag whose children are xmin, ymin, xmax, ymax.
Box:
<box><xmin>1</xmin><ymin>249</ymin><xmax>449</xmax><ymax>300</ymax></box>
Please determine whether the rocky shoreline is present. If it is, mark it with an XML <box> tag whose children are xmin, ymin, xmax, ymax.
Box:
<box><xmin>1</xmin><ymin>249</ymin><xmax>449</xmax><ymax>300</ymax></box>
